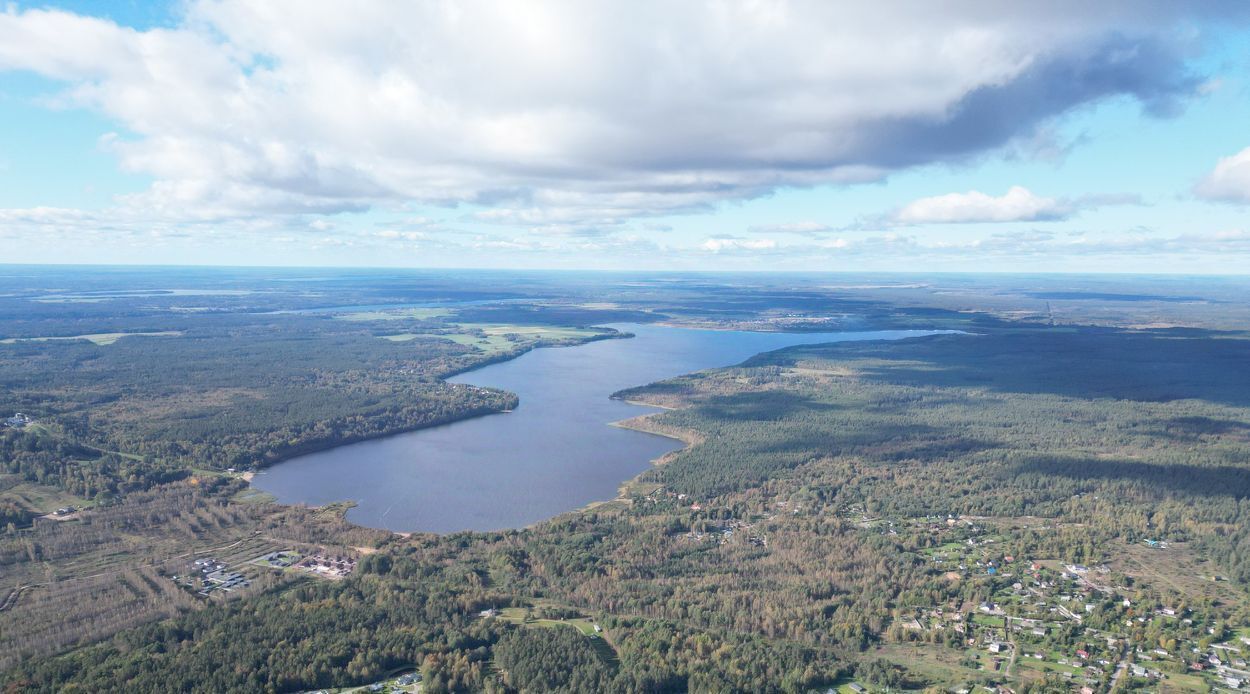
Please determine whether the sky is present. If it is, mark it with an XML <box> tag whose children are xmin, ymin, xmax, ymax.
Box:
<box><xmin>2</xmin><ymin>1</ymin><xmax>1250</xmax><ymax>272</ymax></box>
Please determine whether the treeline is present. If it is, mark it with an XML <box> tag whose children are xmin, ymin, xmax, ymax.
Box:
<box><xmin>5</xmin><ymin>570</ymin><xmax>504</xmax><ymax>693</ymax></box>
<box><xmin>0</xmin><ymin>319</ymin><xmax>524</xmax><ymax>468</ymax></box>
<box><xmin>99</xmin><ymin>384</ymin><xmax>519</xmax><ymax>469</ymax></box>
<box><xmin>0</xmin><ymin>498</ymin><xmax>33</xmax><ymax>530</ymax></box>
<box><xmin>0</xmin><ymin>430</ymin><xmax>187</xmax><ymax>501</ymax></box>
<box><xmin>493</xmin><ymin>628</ymin><xmax>614</xmax><ymax>692</ymax></box>
<box><xmin>0</xmin><ymin>309</ymin><xmax>630</xmax><ymax>473</ymax></box>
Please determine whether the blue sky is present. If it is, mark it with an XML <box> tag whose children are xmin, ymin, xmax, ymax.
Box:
<box><xmin>2</xmin><ymin>1</ymin><xmax>1250</xmax><ymax>271</ymax></box>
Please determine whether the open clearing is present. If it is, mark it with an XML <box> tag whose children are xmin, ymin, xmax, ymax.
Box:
<box><xmin>0</xmin><ymin>331</ymin><xmax>182</xmax><ymax>346</ymax></box>
<box><xmin>874</xmin><ymin>643</ymin><xmax>987</xmax><ymax>684</ymax></box>
<box><xmin>381</xmin><ymin>323</ymin><xmax>606</xmax><ymax>354</ymax></box>
<box><xmin>493</xmin><ymin>601</ymin><xmax>618</xmax><ymax>667</ymax></box>
<box><xmin>336</xmin><ymin>308</ymin><xmax>452</xmax><ymax>321</ymax></box>
<box><xmin>1114</xmin><ymin>541</ymin><xmax>1246</xmax><ymax>605</ymax></box>
<box><xmin>0</xmin><ymin>477</ymin><xmax>90</xmax><ymax>515</ymax></box>
<box><xmin>497</xmin><ymin>606</ymin><xmax>601</xmax><ymax>636</ymax></box>
<box><xmin>437</xmin><ymin>324</ymin><xmax>603</xmax><ymax>354</ymax></box>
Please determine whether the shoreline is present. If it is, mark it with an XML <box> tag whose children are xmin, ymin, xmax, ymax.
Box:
<box><xmin>518</xmin><ymin>401</ymin><xmax>704</xmax><ymax>529</ymax></box>
<box><xmin>246</xmin><ymin>325</ymin><xmax>950</xmax><ymax>536</ymax></box>
<box><xmin>603</xmin><ymin>407</ymin><xmax>705</xmax><ymax>496</ymax></box>
<box><xmin>615</xmin><ymin>397</ymin><xmax>678</xmax><ymax>410</ymax></box>
<box><xmin>243</xmin><ymin>328</ymin><xmax>631</xmax><ymax>476</ymax></box>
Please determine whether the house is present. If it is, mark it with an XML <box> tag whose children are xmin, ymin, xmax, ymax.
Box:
<box><xmin>979</xmin><ymin>601</ymin><xmax>1002</xmax><ymax>614</ymax></box>
<box><xmin>4</xmin><ymin>413</ymin><xmax>32</xmax><ymax>428</ymax></box>
<box><xmin>848</xmin><ymin>683</ymin><xmax>867</xmax><ymax>694</ymax></box>
<box><xmin>989</xmin><ymin>642</ymin><xmax>1006</xmax><ymax>654</ymax></box>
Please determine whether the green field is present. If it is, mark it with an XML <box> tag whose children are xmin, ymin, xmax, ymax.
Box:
<box><xmin>1015</xmin><ymin>657</ymin><xmax>1085</xmax><ymax>676</ymax></box>
<box><xmin>0</xmin><ymin>331</ymin><xmax>182</xmax><ymax>345</ymax></box>
<box><xmin>431</xmin><ymin>324</ymin><xmax>606</xmax><ymax>354</ymax></box>
<box><xmin>231</xmin><ymin>487</ymin><xmax>276</xmax><ymax>504</ymax></box>
<box><xmin>497</xmin><ymin>606</ymin><xmax>602</xmax><ymax>637</ymax></box>
<box><xmin>378</xmin><ymin>333</ymin><xmax>434</xmax><ymax>342</ymax></box>
<box><xmin>378</xmin><ymin>322</ymin><xmax>607</xmax><ymax>354</ymax></box>
<box><xmin>336</xmin><ymin>308</ymin><xmax>452</xmax><ymax>321</ymax></box>
<box><xmin>0</xmin><ymin>478</ymin><xmax>91</xmax><ymax>514</ymax></box>
<box><xmin>1159</xmin><ymin>672</ymin><xmax>1212</xmax><ymax>692</ymax></box>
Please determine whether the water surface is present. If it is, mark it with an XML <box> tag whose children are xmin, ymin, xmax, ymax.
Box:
<box><xmin>253</xmin><ymin>324</ymin><xmax>941</xmax><ymax>532</ymax></box>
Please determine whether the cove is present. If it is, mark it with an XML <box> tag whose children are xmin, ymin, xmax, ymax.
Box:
<box><xmin>252</xmin><ymin>324</ymin><xmax>944</xmax><ymax>533</ymax></box>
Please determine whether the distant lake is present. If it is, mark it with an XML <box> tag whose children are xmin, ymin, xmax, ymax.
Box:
<box><xmin>252</xmin><ymin>324</ymin><xmax>943</xmax><ymax>533</ymax></box>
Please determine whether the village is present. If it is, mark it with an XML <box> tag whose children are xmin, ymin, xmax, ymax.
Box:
<box><xmin>874</xmin><ymin>513</ymin><xmax>1250</xmax><ymax>693</ymax></box>
<box><xmin>625</xmin><ymin>492</ymin><xmax>1250</xmax><ymax>692</ymax></box>
<box><xmin>638</xmin><ymin>487</ymin><xmax>772</xmax><ymax>548</ymax></box>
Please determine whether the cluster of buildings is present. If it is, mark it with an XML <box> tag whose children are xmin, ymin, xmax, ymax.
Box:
<box><xmin>3</xmin><ymin>412</ymin><xmax>33</xmax><ymax>428</ymax></box>
<box><xmin>331</xmin><ymin>670</ymin><xmax>420</xmax><ymax>694</ymax></box>
<box><xmin>681</xmin><ymin>517</ymin><xmax>768</xmax><ymax>547</ymax></box>
<box><xmin>247</xmin><ymin>549</ymin><xmax>358</xmax><ymax>580</ymax></box>
<box><xmin>296</xmin><ymin>553</ymin><xmax>356</xmax><ymax>578</ymax></box>
<box><xmin>255</xmin><ymin>551</ymin><xmax>300</xmax><ymax>569</ymax></box>
<box><xmin>1195</xmin><ymin>640</ymin><xmax>1250</xmax><ymax>689</ymax></box>
<box><xmin>172</xmin><ymin>557</ymin><xmax>251</xmax><ymax>596</ymax></box>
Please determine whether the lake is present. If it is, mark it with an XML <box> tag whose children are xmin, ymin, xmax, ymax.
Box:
<box><xmin>252</xmin><ymin>323</ymin><xmax>942</xmax><ymax>533</ymax></box>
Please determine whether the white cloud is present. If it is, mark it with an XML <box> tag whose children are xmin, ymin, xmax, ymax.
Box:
<box><xmin>701</xmin><ymin>236</ymin><xmax>778</xmax><ymax>252</ymax></box>
<box><xmin>748</xmin><ymin>221</ymin><xmax>835</xmax><ymax>236</ymax></box>
<box><xmin>0</xmin><ymin>1</ymin><xmax>1233</xmax><ymax>230</ymax></box>
<box><xmin>894</xmin><ymin>186</ymin><xmax>1069</xmax><ymax>224</ymax></box>
<box><xmin>1195</xmin><ymin>146</ymin><xmax>1250</xmax><ymax>203</ymax></box>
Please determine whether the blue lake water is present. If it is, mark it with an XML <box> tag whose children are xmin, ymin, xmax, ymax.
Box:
<box><xmin>252</xmin><ymin>324</ymin><xmax>942</xmax><ymax>533</ymax></box>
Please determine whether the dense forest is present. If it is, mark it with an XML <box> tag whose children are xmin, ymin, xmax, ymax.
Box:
<box><xmin>4</xmin><ymin>269</ymin><xmax>1250</xmax><ymax>692</ymax></box>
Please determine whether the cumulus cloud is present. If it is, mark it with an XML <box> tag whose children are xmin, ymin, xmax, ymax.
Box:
<box><xmin>0</xmin><ymin>1</ymin><xmax>1240</xmax><ymax>229</ymax></box>
<box><xmin>889</xmin><ymin>187</ymin><xmax>1145</xmax><ymax>225</ymax></box>
<box><xmin>1195</xmin><ymin>146</ymin><xmax>1250</xmax><ymax>203</ymax></box>
<box><xmin>894</xmin><ymin>186</ymin><xmax>1069</xmax><ymax>224</ymax></box>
